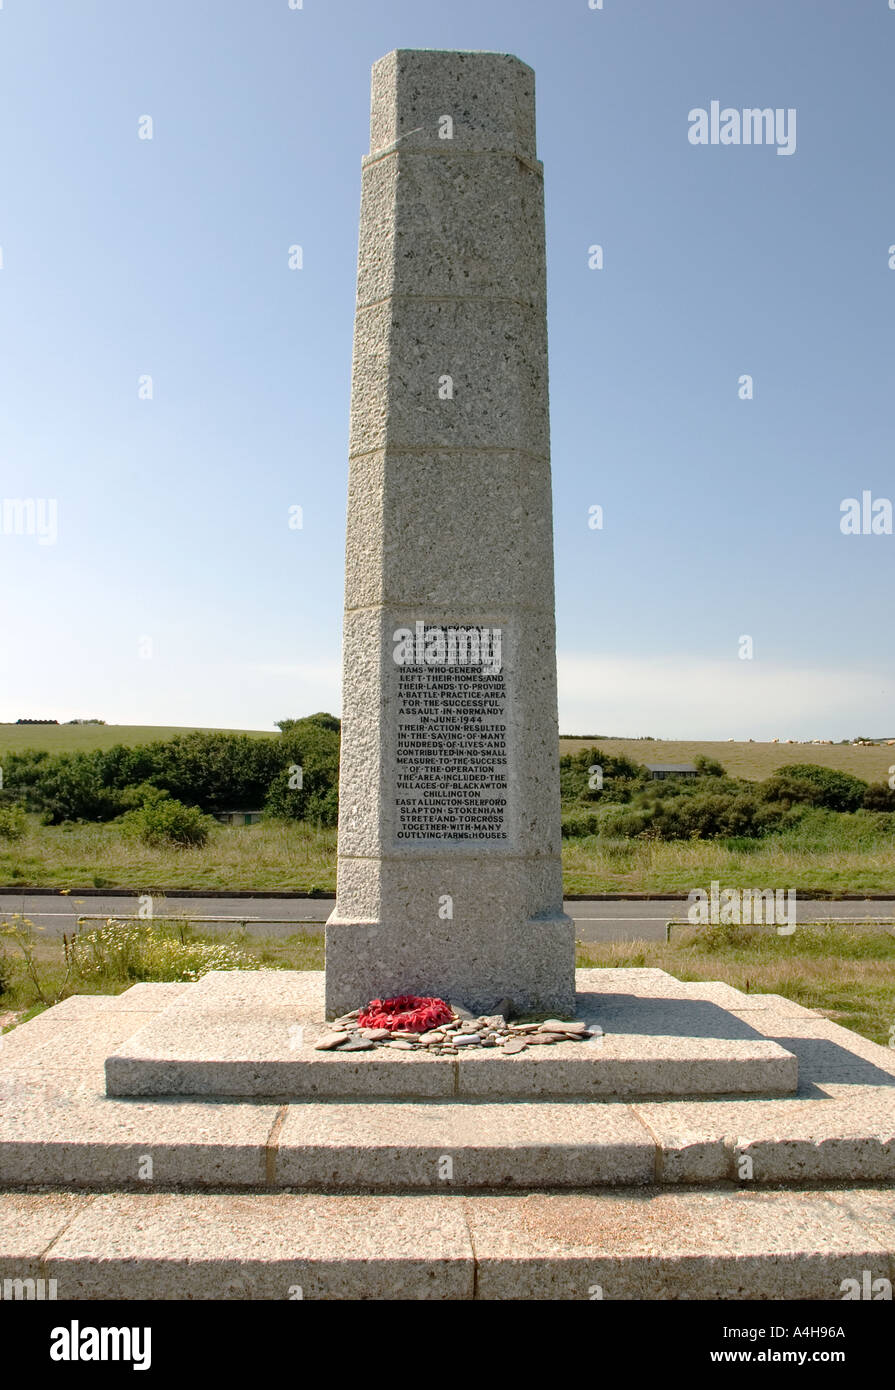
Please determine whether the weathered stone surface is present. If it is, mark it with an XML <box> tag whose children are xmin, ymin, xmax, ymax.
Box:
<box><xmin>368</xmin><ymin>50</ymin><xmax>537</xmax><ymax>161</ymax></box>
<box><xmin>0</xmin><ymin>1088</ymin><xmax>277</xmax><ymax>1189</ymax></box>
<box><xmin>4</xmin><ymin>1186</ymin><xmax>890</xmax><ymax>1300</ymax></box>
<box><xmin>102</xmin><ymin>970</ymin><xmax>797</xmax><ymax>1100</ymax></box>
<box><xmin>357</xmin><ymin>151</ymin><xmax>547</xmax><ymax>308</ymax></box>
<box><xmin>6</xmin><ymin>976</ymin><xmax>895</xmax><ymax>1201</ymax></box>
<box><xmin>0</xmin><ymin>1192</ymin><xmax>87</xmax><ymax>1282</ymax></box>
<box><xmin>2</xmin><ymin>1013</ymin><xmax>160</xmax><ymax>1085</ymax></box>
<box><xmin>325</xmin><ymin>48</ymin><xmax>573</xmax><ymax>1018</ymax></box>
<box><xmin>455</xmin><ymin>1036</ymin><xmax>796</xmax><ymax>1099</ymax></box>
<box><xmin>465</xmin><ymin>1188</ymin><xmax>894</xmax><ymax>1300</ymax></box>
<box><xmin>274</xmin><ymin>1101</ymin><xmax>655</xmax><ymax>1188</ymax></box>
<box><xmin>634</xmin><ymin>1018</ymin><xmax>895</xmax><ymax>1185</ymax></box>
<box><xmin>44</xmin><ymin>1193</ymin><xmax>474</xmax><ymax>1300</ymax></box>
<box><xmin>104</xmin><ymin>972</ymin><xmax>456</xmax><ymax>1098</ymax></box>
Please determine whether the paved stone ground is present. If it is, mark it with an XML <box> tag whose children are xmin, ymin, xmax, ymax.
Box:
<box><xmin>2</xmin><ymin>1187</ymin><xmax>893</xmax><ymax>1300</ymax></box>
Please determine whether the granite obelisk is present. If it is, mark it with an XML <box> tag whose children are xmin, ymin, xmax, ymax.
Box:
<box><xmin>325</xmin><ymin>49</ymin><xmax>575</xmax><ymax>1017</ymax></box>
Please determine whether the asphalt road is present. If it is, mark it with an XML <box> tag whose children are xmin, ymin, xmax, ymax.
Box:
<box><xmin>1</xmin><ymin>892</ymin><xmax>892</xmax><ymax>942</ymax></box>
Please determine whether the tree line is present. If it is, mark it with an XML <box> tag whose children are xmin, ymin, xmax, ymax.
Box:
<box><xmin>0</xmin><ymin>715</ymin><xmax>340</xmax><ymax>827</ymax></box>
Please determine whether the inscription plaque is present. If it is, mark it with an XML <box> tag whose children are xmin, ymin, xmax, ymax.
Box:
<box><xmin>393</xmin><ymin>624</ymin><xmax>510</xmax><ymax>845</ymax></box>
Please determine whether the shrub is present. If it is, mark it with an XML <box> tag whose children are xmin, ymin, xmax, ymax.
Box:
<box><xmin>762</xmin><ymin>764</ymin><xmax>867</xmax><ymax>813</ymax></box>
<box><xmin>591</xmin><ymin>790</ymin><xmax>794</xmax><ymax>842</ymax></box>
<box><xmin>7</xmin><ymin>718</ymin><xmax>342</xmax><ymax>826</ymax></box>
<box><xmin>34</xmin><ymin>753</ymin><xmax>129</xmax><ymax>824</ymax></box>
<box><xmin>561</xmin><ymin>809</ymin><xmax>601</xmax><ymax>837</ymax></box>
<box><xmin>692</xmin><ymin>755</ymin><xmax>726</xmax><ymax>777</ymax></box>
<box><xmin>284</xmin><ymin>712</ymin><xmax>341</xmax><ymax>735</ymax></box>
<box><xmin>559</xmin><ymin>746</ymin><xmax>647</xmax><ymax>804</ymax></box>
<box><xmin>863</xmin><ymin>782</ymin><xmax>895</xmax><ymax>811</ymax></box>
<box><xmin>670</xmin><ymin>791</ymin><xmax>792</xmax><ymax>839</ymax></box>
<box><xmin>264</xmin><ymin>716</ymin><xmax>341</xmax><ymax>826</ymax></box>
<box><xmin>0</xmin><ymin>805</ymin><xmax>26</xmax><ymax>841</ymax></box>
<box><xmin>596</xmin><ymin>804</ymin><xmax>655</xmax><ymax>838</ymax></box>
<box><xmin>121</xmin><ymin>795</ymin><xmax>214</xmax><ymax>849</ymax></box>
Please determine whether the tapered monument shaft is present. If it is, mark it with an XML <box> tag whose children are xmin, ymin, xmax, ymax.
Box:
<box><xmin>325</xmin><ymin>49</ymin><xmax>575</xmax><ymax>1016</ymax></box>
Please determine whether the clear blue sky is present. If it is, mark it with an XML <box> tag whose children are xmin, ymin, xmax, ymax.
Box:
<box><xmin>1</xmin><ymin>0</ymin><xmax>892</xmax><ymax>740</ymax></box>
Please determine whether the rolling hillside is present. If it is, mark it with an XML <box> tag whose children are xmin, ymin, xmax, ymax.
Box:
<box><xmin>2</xmin><ymin>724</ymin><xmax>892</xmax><ymax>785</ymax></box>
<box><xmin>0</xmin><ymin>724</ymin><xmax>276</xmax><ymax>756</ymax></box>
<box><xmin>558</xmin><ymin>737</ymin><xmax>895</xmax><ymax>782</ymax></box>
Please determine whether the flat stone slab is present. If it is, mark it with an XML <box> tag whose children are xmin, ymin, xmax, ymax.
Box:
<box><xmin>463</xmin><ymin>1187</ymin><xmax>895</xmax><ymax>1301</ymax></box>
<box><xmin>0</xmin><ymin>1192</ymin><xmax>85</xmax><ymax>1283</ymax></box>
<box><xmin>21</xmin><ymin>1192</ymin><xmax>475</xmax><ymax>1301</ymax></box>
<box><xmin>103</xmin><ymin>970</ymin><xmax>798</xmax><ymax>1100</ymax></box>
<box><xmin>1</xmin><ymin>1186</ymin><xmax>891</xmax><ymax>1299</ymax></box>
<box><xmin>274</xmin><ymin>1099</ymin><xmax>656</xmax><ymax>1188</ymax></box>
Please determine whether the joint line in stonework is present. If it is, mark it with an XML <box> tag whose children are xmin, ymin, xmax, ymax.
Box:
<box><xmin>363</xmin><ymin>146</ymin><xmax>543</xmax><ymax>176</ymax></box>
<box><xmin>355</xmin><ymin>293</ymin><xmax>546</xmax><ymax>314</ymax></box>
<box><xmin>346</xmin><ymin>445</ymin><xmax>551</xmax><ymax>464</ymax></box>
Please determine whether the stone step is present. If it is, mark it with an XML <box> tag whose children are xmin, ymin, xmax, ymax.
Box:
<box><xmin>4</xmin><ymin>1082</ymin><xmax>894</xmax><ymax>1192</ymax></box>
<box><xmin>3</xmin><ymin>1186</ymin><xmax>893</xmax><ymax>1300</ymax></box>
<box><xmin>102</xmin><ymin>969</ymin><xmax>799</xmax><ymax>1100</ymax></box>
<box><xmin>5</xmin><ymin>978</ymin><xmax>895</xmax><ymax>1195</ymax></box>
<box><xmin>4</xmin><ymin>975</ymin><xmax>895</xmax><ymax>1191</ymax></box>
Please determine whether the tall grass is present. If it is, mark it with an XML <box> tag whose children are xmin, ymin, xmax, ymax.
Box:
<box><xmin>0</xmin><ymin>817</ymin><xmax>336</xmax><ymax>891</ymax></box>
<box><xmin>562</xmin><ymin>811</ymin><xmax>895</xmax><ymax>894</ymax></box>
<box><xmin>66</xmin><ymin>919</ymin><xmax>263</xmax><ymax>983</ymax></box>
<box><xmin>0</xmin><ymin>809</ymin><xmax>893</xmax><ymax>894</ymax></box>
<box><xmin>4</xmin><ymin>916</ymin><xmax>893</xmax><ymax>1049</ymax></box>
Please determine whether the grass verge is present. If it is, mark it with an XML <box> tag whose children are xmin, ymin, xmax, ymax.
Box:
<box><xmin>2</xmin><ymin>814</ymin><xmax>895</xmax><ymax>894</ymax></box>
<box><xmin>2</xmin><ymin>917</ymin><xmax>893</xmax><ymax>1049</ymax></box>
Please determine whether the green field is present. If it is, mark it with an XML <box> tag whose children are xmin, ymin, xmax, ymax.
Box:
<box><xmin>0</xmin><ymin>818</ymin><xmax>336</xmax><ymax>892</ymax></box>
<box><xmin>559</xmin><ymin>737</ymin><xmax>895</xmax><ymax>783</ymax></box>
<box><xmin>0</xmin><ymin>723</ymin><xmax>274</xmax><ymax>756</ymax></box>
<box><xmin>2</xmin><ymin>812</ymin><xmax>894</xmax><ymax>894</ymax></box>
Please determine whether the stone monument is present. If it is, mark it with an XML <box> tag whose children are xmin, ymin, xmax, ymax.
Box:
<box><xmin>15</xmin><ymin>48</ymin><xmax>884</xmax><ymax>1306</ymax></box>
<box><xmin>324</xmin><ymin>49</ymin><xmax>576</xmax><ymax>1017</ymax></box>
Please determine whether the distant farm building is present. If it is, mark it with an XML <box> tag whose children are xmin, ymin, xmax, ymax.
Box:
<box><xmin>214</xmin><ymin>810</ymin><xmax>263</xmax><ymax>826</ymax></box>
<box><xmin>646</xmin><ymin>763</ymin><xmax>698</xmax><ymax>781</ymax></box>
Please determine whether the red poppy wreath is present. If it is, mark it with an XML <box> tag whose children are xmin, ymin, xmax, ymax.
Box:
<box><xmin>357</xmin><ymin>995</ymin><xmax>453</xmax><ymax>1033</ymax></box>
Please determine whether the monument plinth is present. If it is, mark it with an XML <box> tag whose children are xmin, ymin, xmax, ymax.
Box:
<box><xmin>324</xmin><ymin>50</ymin><xmax>575</xmax><ymax>1017</ymax></box>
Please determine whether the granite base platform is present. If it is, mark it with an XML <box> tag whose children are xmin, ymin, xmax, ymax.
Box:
<box><xmin>5</xmin><ymin>969</ymin><xmax>895</xmax><ymax>1296</ymax></box>
<box><xmin>102</xmin><ymin>969</ymin><xmax>799</xmax><ymax>1100</ymax></box>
